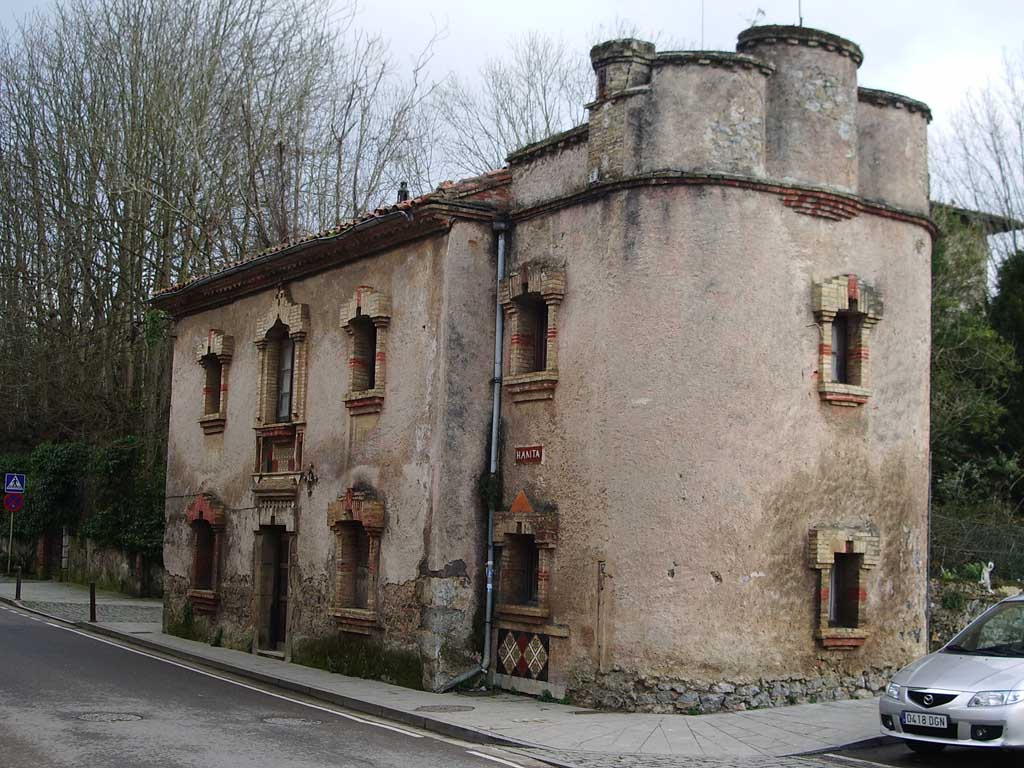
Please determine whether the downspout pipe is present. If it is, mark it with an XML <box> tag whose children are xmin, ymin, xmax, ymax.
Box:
<box><xmin>435</xmin><ymin>219</ymin><xmax>507</xmax><ymax>693</ymax></box>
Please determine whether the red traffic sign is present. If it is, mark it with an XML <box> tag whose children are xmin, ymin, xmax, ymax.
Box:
<box><xmin>4</xmin><ymin>493</ymin><xmax>23</xmax><ymax>513</ymax></box>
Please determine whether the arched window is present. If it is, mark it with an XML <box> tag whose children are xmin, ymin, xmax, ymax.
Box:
<box><xmin>267</xmin><ymin>321</ymin><xmax>295</xmax><ymax>423</ymax></box>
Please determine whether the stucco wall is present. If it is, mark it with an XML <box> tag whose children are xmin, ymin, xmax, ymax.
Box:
<box><xmin>163</xmin><ymin>221</ymin><xmax>496</xmax><ymax>683</ymax></box>
<box><xmin>857</xmin><ymin>94</ymin><xmax>930</xmax><ymax>214</ymax></box>
<box><xmin>511</xmin><ymin>140</ymin><xmax>588</xmax><ymax>209</ymax></box>
<box><xmin>500</xmin><ymin>183</ymin><xmax>931</xmax><ymax>700</ymax></box>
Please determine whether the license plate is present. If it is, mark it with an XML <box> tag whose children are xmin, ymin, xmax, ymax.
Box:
<box><xmin>902</xmin><ymin>711</ymin><xmax>949</xmax><ymax>729</ymax></box>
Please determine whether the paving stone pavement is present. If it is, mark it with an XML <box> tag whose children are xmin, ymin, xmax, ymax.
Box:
<box><xmin>517</xmin><ymin>750</ymin><xmax>841</xmax><ymax>768</ymax></box>
<box><xmin>20</xmin><ymin>600</ymin><xmax>162</xmax><ymax>623</ymax></box>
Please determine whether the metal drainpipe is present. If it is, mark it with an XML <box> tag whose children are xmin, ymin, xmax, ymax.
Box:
<box><xmin>435</xmin><ymin>220</ymin><xmax>507</xmax><ymax>693</ymax></box>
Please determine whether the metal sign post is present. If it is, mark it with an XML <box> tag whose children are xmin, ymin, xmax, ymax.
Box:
<box><xmin>4</xmin><ymin>474</ymin><xmax>25</xmax><ymax>575</ymax></box>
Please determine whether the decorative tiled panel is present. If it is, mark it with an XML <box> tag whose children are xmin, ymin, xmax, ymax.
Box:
<box><xmin>497</xmin><ymin>628</ymin><xmax>549</xmax><ymax>682</ymax></box>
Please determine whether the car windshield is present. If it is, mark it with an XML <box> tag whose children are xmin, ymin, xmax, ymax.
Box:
<box><xmin>944</xmin><ymin>602</ymin><xmax>1024</xmax><ymax>657</ymax></box>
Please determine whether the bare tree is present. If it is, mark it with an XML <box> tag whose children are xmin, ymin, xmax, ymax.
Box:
<box><xmin>933</xmin><ymin>48</ymin><xmax>1024</xmax><ymax>270</ymax></box>
<box><xmin>0</xmin><ymin>0</ymin><xmax>436</xmax><ymax>461</ymax></box>
<box><xmin>435</xmin><ymin>31</ymin><xmax>592</xmax><ymax>177</ymax></box>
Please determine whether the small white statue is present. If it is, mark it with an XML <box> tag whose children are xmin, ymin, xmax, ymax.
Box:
<box><xmin>980</xmin><ymin>561</ymin><xmax>995</xmax><ymax>594</ymax></box>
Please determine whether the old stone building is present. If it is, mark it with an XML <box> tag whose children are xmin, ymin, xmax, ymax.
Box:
<box><xmin>154</xmin><ymin>24</ymin><xmax>933</xmax><ymax>710</ymax></box>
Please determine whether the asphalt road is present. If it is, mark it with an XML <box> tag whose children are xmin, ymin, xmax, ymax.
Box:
<box><xmin>826</xmin><ymin>739</ymin><xmax>1022</xmax><ymax>767</ymax></box>
<box><xmin>0</xmin><ymin>605</ymin><xmax>542</xmax><ymax>768</ymax></box>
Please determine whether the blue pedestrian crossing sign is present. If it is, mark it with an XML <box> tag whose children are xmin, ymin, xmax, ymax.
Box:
<box><xmin>4</xmin><ymin>473</ymin><xmax>25</xmax><ymax>494</ymax></box>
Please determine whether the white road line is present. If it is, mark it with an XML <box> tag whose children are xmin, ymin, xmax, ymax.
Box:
<box><xmin>465</xmin><ymin>751</ymin><xmax>526</xmax><ymax>768</ymax></box>
<box><xmin>30</xmin><ymin>619</ymin><xmax>423</xmax><ymax>739</ymax></box>
<box><xmin>821</xmin><ymin>753</ymin><xmax>894</xmax><ymax>767</ymax></box>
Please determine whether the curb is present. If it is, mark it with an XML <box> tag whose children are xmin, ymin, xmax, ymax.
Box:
<box><xmin>75</xmin><ymin>622</ymin><xmax>528</xmax><ymax>751</ymax></box>
<box><xmin>0</xmin><ymin>595</ymin><xmax>73</xmax><ymax>624</ymax></box>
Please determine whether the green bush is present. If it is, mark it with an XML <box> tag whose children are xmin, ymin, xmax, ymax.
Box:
<box><xmin>940</xmin><ymin>589</ymin><xmax>968</xmax><ymax>613</ymax></box>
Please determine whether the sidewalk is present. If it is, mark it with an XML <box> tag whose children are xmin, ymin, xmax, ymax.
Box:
<box><xmin>0</xmin><ymin>577</ymin><xmax>882</xmax><ymax>767</ymax></box>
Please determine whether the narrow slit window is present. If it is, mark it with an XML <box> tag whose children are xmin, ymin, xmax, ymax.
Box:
<box><xmin>202</xmin><ymin>355</ymin><xmax>222</xmax><ymax>415</ymax></box>
<box><xmin>193</xmin><ymin>521</ymin><xmax>214</xmax><ymax>590</ymax></box>
<box><xmin>831</xmin><ymin>315</ymin><xmax>849</xmax><ymax>384</ymax></box>
<box><xmin>829</xmin><ymin>552</ymin><xmax>863</xmax><ymax>628</ymax></box>
<box><xmin>349</xmin><ymin>315</ymin><xmax>377</xmax><ymax>391</ymax></box>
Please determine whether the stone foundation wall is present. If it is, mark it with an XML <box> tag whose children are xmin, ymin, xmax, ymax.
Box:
<box><xmin>65</xmin><ymin>535</ymin><xmax>162</xmax><ymax>597</ymax></box>
<box><xmin>569</xmin><ymin>666</ymin><xmax>898</xmax><ymax>714</ymax></box>
<box><xmin>928</xmin><ymin>577</ymin><xmax>1020</xmax><ymax>651</ymax></box>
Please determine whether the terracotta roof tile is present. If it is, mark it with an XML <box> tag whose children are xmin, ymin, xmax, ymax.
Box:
<box><xmin>153</xmin><ymin>168</ymin><xmax>511</xmax><ymax>298</ymax></box>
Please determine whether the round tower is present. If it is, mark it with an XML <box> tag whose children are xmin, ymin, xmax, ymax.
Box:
<box><xmin>737</xmin><ymin>25</ymin><xmax>862</xmax><ymax>192</ymax></box>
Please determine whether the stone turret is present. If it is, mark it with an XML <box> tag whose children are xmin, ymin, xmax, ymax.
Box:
<box><xmin>737</xmin><ymin>25</ymin><xmax>862</xmax><ymax>192</ymax></box>
<box><xmin>856</xmin><ymin>88</ymin><xmax>931</xmax><ymax>213</ymax></box>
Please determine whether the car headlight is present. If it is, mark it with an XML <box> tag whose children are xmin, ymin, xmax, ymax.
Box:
<box><xmin>885</xmin><ymin>682</ymin><xmax>901</xmax><ymax>700</ymax></box>
<box><xmin>968</xmin><ymin>690</ymin><xmax>1024</xmax><ymax>707</ymax></box>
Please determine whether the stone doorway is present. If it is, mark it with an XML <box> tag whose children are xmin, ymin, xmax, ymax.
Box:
<box><xmin>256</xmin><ymin>525</ymin><xmax>289</xmax><ymax>653</ymax></box>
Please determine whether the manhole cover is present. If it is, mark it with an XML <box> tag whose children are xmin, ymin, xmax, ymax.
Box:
<box><xmin>261</xmin><ymin>717</ymin><xmax>322</xmax><ymax>726</ymax></box>
<box><xmin>77</xmin><ymin>713</ymin><xmax>142</xmax><ymax>722</ymax></box>
<box><xmin>414</xmin><ymin>705</ymin><xmax>475</xmax><ymax>713</ymax></box>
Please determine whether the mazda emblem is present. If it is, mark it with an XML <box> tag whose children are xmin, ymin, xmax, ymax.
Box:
<box><xmin>923</xmin><ymin>694</ymin><xmax>934</xmax><ymax>706</ymax></box>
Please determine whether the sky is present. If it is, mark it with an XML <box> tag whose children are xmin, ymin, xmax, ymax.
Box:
<box><xmin>3</xmin><ymin>0</ymin><xmax>1023</xmax><ymax>139</ymax></box>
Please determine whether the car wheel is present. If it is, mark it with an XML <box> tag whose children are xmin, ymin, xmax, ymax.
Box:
<box><xmin>906</xmin><ymin>740</ymin><xmax>946</xmax><ymax>754</ymax></box>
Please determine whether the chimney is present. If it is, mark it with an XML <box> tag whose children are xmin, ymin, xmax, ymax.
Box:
<box><xmin>397</xmin><ymin>181</ymin><xmax>409</xmax><ymax>202</ymax></box>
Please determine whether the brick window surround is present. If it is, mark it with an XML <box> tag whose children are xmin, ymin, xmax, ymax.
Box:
<box><xmin>195</xmin><ymin>330</ymin><xmax>234</xmax><ymax>435</ymax></box>
<box><xmin>186</xmin><ymin>494</ymin><xmax>226</xmax><ymax>614</ymax></box>
<box><xmin>253</xmin><ymin>287</ymin><xmax>309</xmax><ymax>492</ymax></box>
<box><xmin>813</xmin><ymin>274</ymin><xmax>883</xmax><ymax>407</ymax></box>
<box><xmin>500</xmin><ymin>264</ymin><xmax>565</xmax><ymax>403</ymax></box>
<box><xmin>494</xmin><ymin>490</ymin><xmax>558</xmax><ymax>622</ymax></box>
<box><xmin>342</xmin><ymin>286</ymin><xmax>391</xmax><ymax>416</ymax></box>
<box><xmin>327</xmin><ymin>487</ymin><xmax>385</xmax><ymax>634</ymax></box>
<box><xmin>808</xmin><ymin>526</ymin><xmax>879</xmax><ymax>649</ymax></box>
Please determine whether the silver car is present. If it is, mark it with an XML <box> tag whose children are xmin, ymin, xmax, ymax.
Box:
<box><xmin>880</xmin><ymin>595</ymin><xmax>1024</xmax><ymax>753</ymax></box>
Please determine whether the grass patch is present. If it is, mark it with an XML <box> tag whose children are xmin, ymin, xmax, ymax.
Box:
<box><xmin>292</xmin><ymin>634</ymin><xmax>423</xmax><ymax>690</ymax></box>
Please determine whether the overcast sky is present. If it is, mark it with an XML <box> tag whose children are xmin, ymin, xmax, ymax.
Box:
<box><xmin>3</xmin><ymin>0</ymin><xmax>1023</xmax><ymax>138</ymax></box>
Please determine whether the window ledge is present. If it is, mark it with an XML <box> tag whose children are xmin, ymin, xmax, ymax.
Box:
<box><xmin>330</xmin><ymin>606</ymin><xmax>378</xmax><ymax>634</ymax></box>
<box><xmin>495</xmin><ymin>603</ymin><xmax>550</xmax><ymax>622</ymax></box>
<box><xmin>188</xmin><ymin>588</ymin><xmax>219</xmax><ymax>614</ymax></box>
<box><xmin>816</xmin><ymin>627</ymin><xmax>868</xmax><ymax>649</ymax></box>
<box><xmin>251</xmin><ymin>472</ymin><xmax>301</xmax><ymax>499</ymax></box>
<box><xmin>344</xmin><ymin>388</ymin><xmax>385</xmax><ymax>415</ymax></box>
<box><xmin>819</xmin><ymin>382</ymin><xmax>871</xmax><ymax>407</ymax></box>
<box><xmin>504</xmin><ymin>371</ymin><xmax>558</xmax><ymax>403</ymax></box>
<box><xmin>199</xmin><ymin>413</ymin><xmax>226</xmax><ymax>435</ymax></box>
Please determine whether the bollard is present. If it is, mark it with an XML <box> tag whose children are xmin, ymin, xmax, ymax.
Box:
<box><xmin>15</xmin><ymin>566</ymin><xmax>21</xmax><ymax>601</ymax></box>
<box><xmin>89</xmin><ymin>582</ymin><xmax>97</xmax><ymax>623</ymax></box>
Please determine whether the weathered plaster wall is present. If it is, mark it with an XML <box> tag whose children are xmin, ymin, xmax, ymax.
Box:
<box><xmin>163</xmin><ymin>224</ymin><xmax>495</xmax><ymax>682</ymax></box>
<box><xmin>857</xmin><ymin>93</ymin><xmax>930</xmax><ymax>214</ymax></box>
<box><xmin>643</xmin><ymin>55</ymin><xmax>768</xmax><ymax>177</ymax></box>
<box><xmin>737</xmin><ymin>27</ymin><xmax>861</xmax><ymax>193</ymax></box>
<box><xmin>501</xmin><ymin>183</ymin><xmax>931</xmax><ymax>704</ymax></box>
<box><xmin>511</xmin><ymin>140</ymin><xmax>588</xmax><ymax>209</ymax></box>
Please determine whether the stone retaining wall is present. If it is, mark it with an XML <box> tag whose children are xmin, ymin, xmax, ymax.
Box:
<box><xmin>569</xmin><ymin>667</ymin><xmax>898</xmax><ymax>714</ymax></box>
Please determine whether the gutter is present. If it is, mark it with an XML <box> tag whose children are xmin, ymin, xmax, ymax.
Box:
<box><xmin>435</xmin><ymin>219</ymin><xmax>507</xmax><ymax>693</ymax></box>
